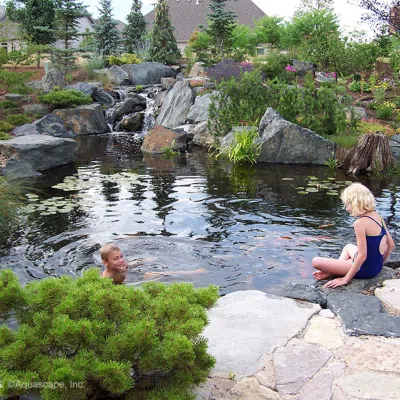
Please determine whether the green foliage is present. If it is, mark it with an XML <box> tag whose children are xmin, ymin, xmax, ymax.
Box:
<box><xmin>254</xmin><ymin>15</ymin><xmax>284</xmax><ymax>48</ymax></box>
<box><xmin>5</xmin><ymin>114</ymin><xmax>32</xmax><ymax>126</ymax></box>
<box><xmin>107</xmin><ymin>53</ymin><xmax>142</xmax><ymax>66</ymax></box>
<box><xmin>135</xmin><ymin>84</ymin><xmax>143</xmax><ymax>92</ymax></box>
<box><xmin>187</xmin><ymin>30</ymin><xmax>213</xmax><ymax>64</ymax></box>
<box><xmin>52</xmin><ymin>0</ymin><xmax>89</xmax><ymax>74</ymax></box>
<box><xmin>0</xmin><ymin>121</ymin><xmax>14</xmax><ymax>132</ymax></box>
<box><xmin>348</xmin><ymin>80</ymin><xmax>372</xmax><ymax>92</ymax></box>
<box><xmin>0</xmin><ymin>70</ymin><xmax>33</xmax><ymax>95</ymax></box>
<box><xmin>0</xmin><ymin>132</ymin><xmax>12</xmax><ymax>140</ymax></box>
<box><xmin>84</xmin><ymin>55</ymin><xmax>105</xmax><ymax>80</ymax></box>
<box><xmin>358</xmin><ymin>120</ymin><xmax>394</xmax><ymax>136</ymax></box>
<box><xmin>5</xmin><ymin>0</ymin><xmax>57</xmax><ymax>46</ymax></box>
<box><xmin>375</xmin><ymin>105</ymin><xmax>394</xmax><ymax>120</ymax></box>
<box><xmin>0</xmin><ymin>269</ymin><xmax>219</xmax><ymax>399</ymax></box>
<box><xmin>0</xmin><ymin>177</ymin><xmax>25</xmax><ymax>244</ymax></box>
<box><xmin>0</xmin><ymin>100</ymin><xmax>19</xmax><ymax>109</ymax></box>
<box><xmin>93</xmin><ymin>0</ymin><xmax>121</xmax><ymax>56</ymax></box>
<box><xmin>124</xmin><ymin>0</ymin><xmax>147</xmax><ymax>54</ymax></box>
<box><xmin>38</xmin><ymin>89</ymin><xmax>93</xmax><ymax>108</ymax></box>
<box><xmin>209</xmin><ymin>70</ymin><xmax>349</xmax><ymax>137</ymax></box>
<box><xmin>215</xmin><ymin>127</ymin><xmax>262</xmax><ymax>164</ymax></box>
<box><xmin>230</xmin><ymin>24</ymin><xmax>258</xmax><ymax>60</ymax></box>
<box><xmin>161</xmin><ymin>144</ymin><xmax>180</xmax><ymax>159</ymax></box>
<box><xmin>373</xmin><ymin>86</ymin><xmax>386</xmax><ymax>102</ymax></box>
<box><xmin>254</xmin><ymin>51</ymin><xmax>293</xmax><ymax>81</ymax></box>
<box><xmin>328</xmin><ymin>134</ymin><xmax>359</xmax><ymax>148</ymax></box>
<box><xmin>208</xmin><ymin>69</ymin><xmax>270</xmax><ymax>137</ymax></box>
<box><xmin>324</xmin><ymin>157</ymin><xmax>338</xmax><ymax>170</ymax></box>
<box><xmin>149</xmin><ymin>0</ymin><xmax>181</xmax><ymax>64</ymax></box>
<box><xmin>206</xmin><ymin>0</ymin><xmax>237</xmax><ymax>58</ymax></box>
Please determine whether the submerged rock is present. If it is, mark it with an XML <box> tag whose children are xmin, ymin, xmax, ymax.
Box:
<box><xmin>120</xmin><ymin>113</ymin><xmax>144</xmax><ymax>132</ymax></box>
<box><xmin>0</xmin><ymin>135</ymin><xmax>76</xmax><ymax>177</ymax></box>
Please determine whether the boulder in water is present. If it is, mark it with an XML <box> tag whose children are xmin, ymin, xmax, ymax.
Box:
<box><xmin>141</xmin><ymin>125</ymin><xmax>187</xmax><ymax>154</ymax></box>
<box><xmin>108</xmin><ymin>96</ymin><xmax>146</xmax><ymax>124</ymax></box>
<box><xmin>121</xmin><ymin>113</ymin><xmax>144</xmax><ymax>132</ymax></box>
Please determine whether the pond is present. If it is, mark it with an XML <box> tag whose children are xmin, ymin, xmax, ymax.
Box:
<box><xmin>1</xmin><ymin>134</ymin><xmax>399</xmax><ymax>295</ymax></box>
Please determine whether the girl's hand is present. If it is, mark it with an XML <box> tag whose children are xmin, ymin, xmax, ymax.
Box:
<box><xmin>324</xmin><ymin>277</ymin><xmax>349</xmax><ymax>289</ymax></box>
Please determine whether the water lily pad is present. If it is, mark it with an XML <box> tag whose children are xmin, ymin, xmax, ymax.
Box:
<box><xmin>327</xmin><ymin>191</ymin><xmax>339</xmax><ymax>196</ymax></box>
<box><xmin>327</xmin><ymin>177</ymin><xmax>336</xmax><ymax>181</ymax></box>
<box><xmin>307</xmin><ymin>181</ymin><xmax>319</xmax><ymax>186</ymax></box>
<box><xmin>295</xmin><ymin>187</ymin><xmax>305</xmax><ymax>190</ymax></box>
<box><xmin>308</xmin><ymin>176</ymin><xmax>318</xmax><ymax>180</ymax></box>
<box><xmin>306</xmin><ymin>187</ymin><xmax>319</xmax><ymax>193</ymax></box>
<box><xmin>282</xmin><ymin>178</ymin><xmax>293</xmax><ymax>181</ymax></box>
<box><xmin>298</xmin><ymin>191</ymin><xmax>308</xmax><ymax>195</ymax></box>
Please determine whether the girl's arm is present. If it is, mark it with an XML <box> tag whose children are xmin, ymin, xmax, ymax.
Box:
<box><xmin>382</xmin><ymin>220</ymin><xmax>395</xmax><ymax>263</ymax></box>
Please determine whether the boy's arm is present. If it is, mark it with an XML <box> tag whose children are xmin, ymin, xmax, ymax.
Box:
<box><xmin>382</xmin><ymin>220</ymin><xmax>395</xmax><ymax>263</ymax></box>
<box><xmin>127</xmin><ymin>260</ymin><xmax>143</xmax><ymax>268</ymax></box>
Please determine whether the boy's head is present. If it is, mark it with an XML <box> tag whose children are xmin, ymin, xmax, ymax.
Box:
<box><xmin>100</xmin><ymin>243</ymin><xmax>126</xmax><ymax>271</ymax></box>
<box><xmin>341</xmin><ymin>183</ymin><xmax>375</xmax><ymax>217</ymax></box>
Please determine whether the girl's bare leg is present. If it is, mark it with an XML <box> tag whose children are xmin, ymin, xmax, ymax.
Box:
<box><xmin>313</xmin><ymin>244</ymin><xmax>357</xmax><ymax>280</ymax></box>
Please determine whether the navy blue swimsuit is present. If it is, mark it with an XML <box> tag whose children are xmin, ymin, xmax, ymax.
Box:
<box><xmin>354</xmin><ymin>216</ymin><xmax>386</xmax><ymax>279</ymax></box>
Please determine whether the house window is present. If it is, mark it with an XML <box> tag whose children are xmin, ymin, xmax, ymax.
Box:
<box><xmin>1</xmin><ymin>42</ymin><xmax>8</xmax><ymax>53</ymax></box>
<box><xmin>11</xmin><ymin>42</ymin><xmax>18</xmax><ymax>51</ymax></box>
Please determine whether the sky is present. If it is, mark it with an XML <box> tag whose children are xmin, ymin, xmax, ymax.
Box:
<box><xmin>84</xmin><ymin>0</ymin><xmax>372</xmax><ymax>35</ymax></box>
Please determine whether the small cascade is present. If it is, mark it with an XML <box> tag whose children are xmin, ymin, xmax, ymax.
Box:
<box><xmin>105</xmin><ymin>86</ymin><xmax>162</xmax><ymax>136</ymax></box>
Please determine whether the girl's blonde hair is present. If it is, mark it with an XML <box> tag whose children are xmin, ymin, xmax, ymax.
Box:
<box><xmin>341</xmin><ymin>183</ymin><xmax>376</xmax><ymax>217</ymax></box>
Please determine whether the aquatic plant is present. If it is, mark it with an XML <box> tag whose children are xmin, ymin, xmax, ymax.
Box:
<box><xmin>0</xmin><ymin>269</ymin><xmax>218</xmax><ymax>399</ymax></box>
<box><xmin>161</xmin><ymin>141</ymin><xmax>180</xmax><ymax>159</ymax></box>
<box><xmin>216</xmin><ymin>127</ymin><xmax>261</xmax><ymax>164</ymax></box>
<box><xmin>324</xmin><ymin>157</ymin><xmax>338</xmax><ymax>171</ymax></box>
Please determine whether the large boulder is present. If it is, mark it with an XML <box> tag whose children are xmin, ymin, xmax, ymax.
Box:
<box><xmin>34</xmin><ymin>114</ymin><xmax>75</xmax><ymax>138</ymax></box>
<box><xmin>121</xmin><ymin>62</ymin><xmax>174</xmax><ymax>85</ymax></box>
<box><xmin>390</xmin><ymin>134</ymin><xmax>400</xmax><ymax>159</ymax></box>
<box><xmin>161</xmin><ymin>77</ymin><xmax>176</xmax><ymax>90</ymax></box>
<box><xmin>256</xmin><ymin>108</ymin><xmax>336</xmax><ymax>164</ymax></box>
<box><xmin>108</xmin><ymin>96</ymin><xmax>147</xmax><ymax>124</ymax></box>
<box><xmin>42</xmin><ymin>69</ymin><xmax>65</xmax><ymax>91</ymax></box>
<box><xmin>188</xmin><ymin>62</ymin><xmax>206</xmax><ymax>78</ymax></box>
<box><xmin>106</xmin><ymin>65</ymin><xmax>130</xmax><ymax>85</ymax></box>
<box><xmin>141</xmin><ymin>125</ymin><xmax>187</xmax><ymax>154</ymax></box>
<box><xmin>23</xmin><ymin>104</ymin><xmax>49</xmax><ymax>117</ymax></box>
<box><xmin>186</xmin><ymin>91</ymin><xmax>214</xmax><ymax>123</ymax></box>
<box><xmin>0</xmin><ymin>135</ymin><xmax>77</xmax><ymax>178</ymax></box>
<box><xmin>66</xmin><ymin>82</ymin><xmax>100</xmax><ymax>97</ymax></box>
<box><xmin>54</xmin><ymin>104</ymin><xmax>110</xmax><ymax>135</ymax></box>
<box><xmin>92</xmin><ymin>89</ymin><xmax>115</xmax><ymax>107</ymax></box>
<box><xmin>13</xmin><ymin>114</ymin><xmax>74</xmax><ymax>138</ymax></box>
<box><xmin>156</xmin><ymin>81</ymin><xmax>195</xmax><ymax>129</ymax></box>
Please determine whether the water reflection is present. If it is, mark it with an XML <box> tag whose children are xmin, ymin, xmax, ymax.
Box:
<box><xmin>0</xmin><ymin>134</ymin><xmax>399</xmax><ymax>295</ymax></box>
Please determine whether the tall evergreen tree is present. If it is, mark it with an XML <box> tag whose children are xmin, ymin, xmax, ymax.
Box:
<box><xmin>52</xmin><ymin>0</ymin><xmax>88</xmax><ymax>75</ymax></box>
<box><xmin>149</xmin><ymin>0</ymin><xmax>180</xmax><ymax>64</ymax></box>
<box><xmin>93</xmin><ymin>0</ymin><xmax>120</xmax><ymax>56</ymax></box>
<box><xmin>6</xmin><ymin>0</ymin><xmax>57</xmax><ymax>67</ymax></box>
<box><xmin>207</xmin><ymin>0</ymin><xmax>237</xmax><ymax>57</ymax></box>
<box><xmin>124</xmin><ymin>0</ymin><xmax>147</xmax><ymax>53</ymax></box>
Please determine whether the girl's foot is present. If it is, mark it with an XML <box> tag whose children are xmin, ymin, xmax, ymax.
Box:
<box><xmin>313</xmin><ymin>270</ymin><xmax>332</xmax><ymax>281</ymax></box>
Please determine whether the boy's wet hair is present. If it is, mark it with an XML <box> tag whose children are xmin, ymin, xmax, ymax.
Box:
<box><xmin>100</xmin><ymin>243</ymin><xmax>121</xmax><ymax>260</ymax></box>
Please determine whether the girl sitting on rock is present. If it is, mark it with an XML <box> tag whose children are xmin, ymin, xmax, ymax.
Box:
<box><xmin>312</xmin><ymin>183</ymin><xmax>395</xmax><ymax>288</ymax></box>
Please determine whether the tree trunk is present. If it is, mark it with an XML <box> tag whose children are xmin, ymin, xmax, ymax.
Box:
<box><xmin>348</xmin><ymin>133</ymin><xmax>395</xmax><ymax>175</ymax></box>
<box><xmin>36</xmin><ymin>51</ymin><xmax>41</xmax><ymax>69</ymax></box>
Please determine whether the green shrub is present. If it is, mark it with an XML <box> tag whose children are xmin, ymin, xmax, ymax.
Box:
<box><xmin>358</xmin><ymin>120</ymin><xmax>394</xmax><ymax>136</ymax></box>
<box><xmin>348</xmin><ymin>80</ymin><xmax>372</xmax><ymax>93</ymax></box>
<box><xmin>135</xmin><ymin>85</ymin><xmax>143</xmax><ymax>93</ymax></box>
<box><xmin>0</xmin><ymin>121</ymin><xmax>14</xmax><ymax>131</ymax></box>
<box><xmin>0</xmin><ymin>70</ymin><xmax>34</xmax><ymax>95</ymax></box>
<box><xmin>0</xmin><ymin>269</ymin><xmax>218</xmax><ymax>399</ymax></box>
<box><xmin>85</xmin><ymin>56</ymin><xmax>105</xmax><ymax>80</ymax></box>
<box><xmin>0</xmin><ymin>132</ymin><xmax>12</xmax><ymax>140</ymax></box>
<box><xmin>108</xmin><ymin>53</ymin><xmax>141</xmax><ymax>66</ymax></box>
<box><xmin>38</xmin><ymin>89</ymin><xmax>93</xmax><ymax>109</ymax></box>
<box><xmin>376</xmin><ymin>105</ymin><xmax>393</xmax><ymax>120</ymax></box>
<box><xmin>0</xmin><ymin>100</ymin><xmax>18</xmax><ymax>109</ymax></box>
<box><xmin>5</xmin><ymin>114</ymin><xmax>32</xmax><ymax>126</ymax></box>
<box><xmin>254</xmin><ymin>51</ymin><xmax>293</xmax><ymax>81</ymax></box>
<box><xmin>328</xmin><ymin>134</ymin><xmax>359</xmax><ymax>148</ymax></box>
<box><xmin>209</xmin><ymin>71</ymin><xmax>349</xmax><ymax>137</ymax></box>
<box><xmin>216</xmin><ymin>127</ymin><xmax>262</xmax><ymax>164</ymax></box>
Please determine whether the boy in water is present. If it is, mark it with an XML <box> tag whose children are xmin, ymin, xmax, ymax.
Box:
<box><xmin>100</xmin><ymin>242</ymin><xmax>207</xmax><ymax>284</ymax></box>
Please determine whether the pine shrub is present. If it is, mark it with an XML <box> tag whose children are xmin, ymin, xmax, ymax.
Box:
<box><xmin>5</xmin><ymin>114</ymin><xmax>32</xmax><ymax>126</ymax></box>
<box><xmin>38</xmin><ymin>89</ymin><xmax>93</xmax><ymax>109</ymax></box>
<box><xmin>0</xmin><ymin>269</ymin><xmax>219</xmax><ymax>399</ymax></box>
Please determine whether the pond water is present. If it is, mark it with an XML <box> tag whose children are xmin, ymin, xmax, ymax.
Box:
<box><xmin>1</xmin><ymin>134</ymin><xmax>399</xmax><ymax>295</ymax></box>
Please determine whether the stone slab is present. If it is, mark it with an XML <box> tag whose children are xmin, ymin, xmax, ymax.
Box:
<box><xmin>327</xmin><ymin>291</ymin><xmax>400</xmax><ymax>337</ymax></box>
<box><xmin>304</xmin><ymin>316</ymin><xmax>344</xmax><ymax>349</ymax></box>
<box><xmin>281</xmin><ymin>283</ymin><xmax>327</xmax><ymax>306</ymax></box>
<box><xmin>202</xmin><ymin>291</ymin><xmax>320</xmax><ymax>378</ymax></box>
<box><xmin>297</xmin><ymin>370</ymin><xmax>334</xmax><ymax>400</ymax></box>
<box><xmin>319</xmin><ymin>309</ymin><xmax>335</xmax><ymax>319</ymax></box>
<box><xmin>340</xmin><ymin>340</ymin><xmax>400</xmax><ymax>374</ymax></box>
<box><xmin>335</xmin><ymin>370</ymin><xmax>400</xmax><ymax>399</ymax></box>
<box><xmin>229</xmin><ymin>377</ymin><xmax>282</xmax><ymax>399</ymax></box>
<box><xmin>375</xmin><ymin>279</ymin><xmax>400</xmax><ymax>314</ymax></box>
<box><xmin>273</xmin><ymin>342</ymin><xmax>331</xmax><ymax>394</ymax></box>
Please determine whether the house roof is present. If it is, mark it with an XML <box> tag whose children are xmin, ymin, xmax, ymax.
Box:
<box><xmin>144</xmin><ymin>0</ymin><xmax>266</xmax><ymax>42</ymax></box>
